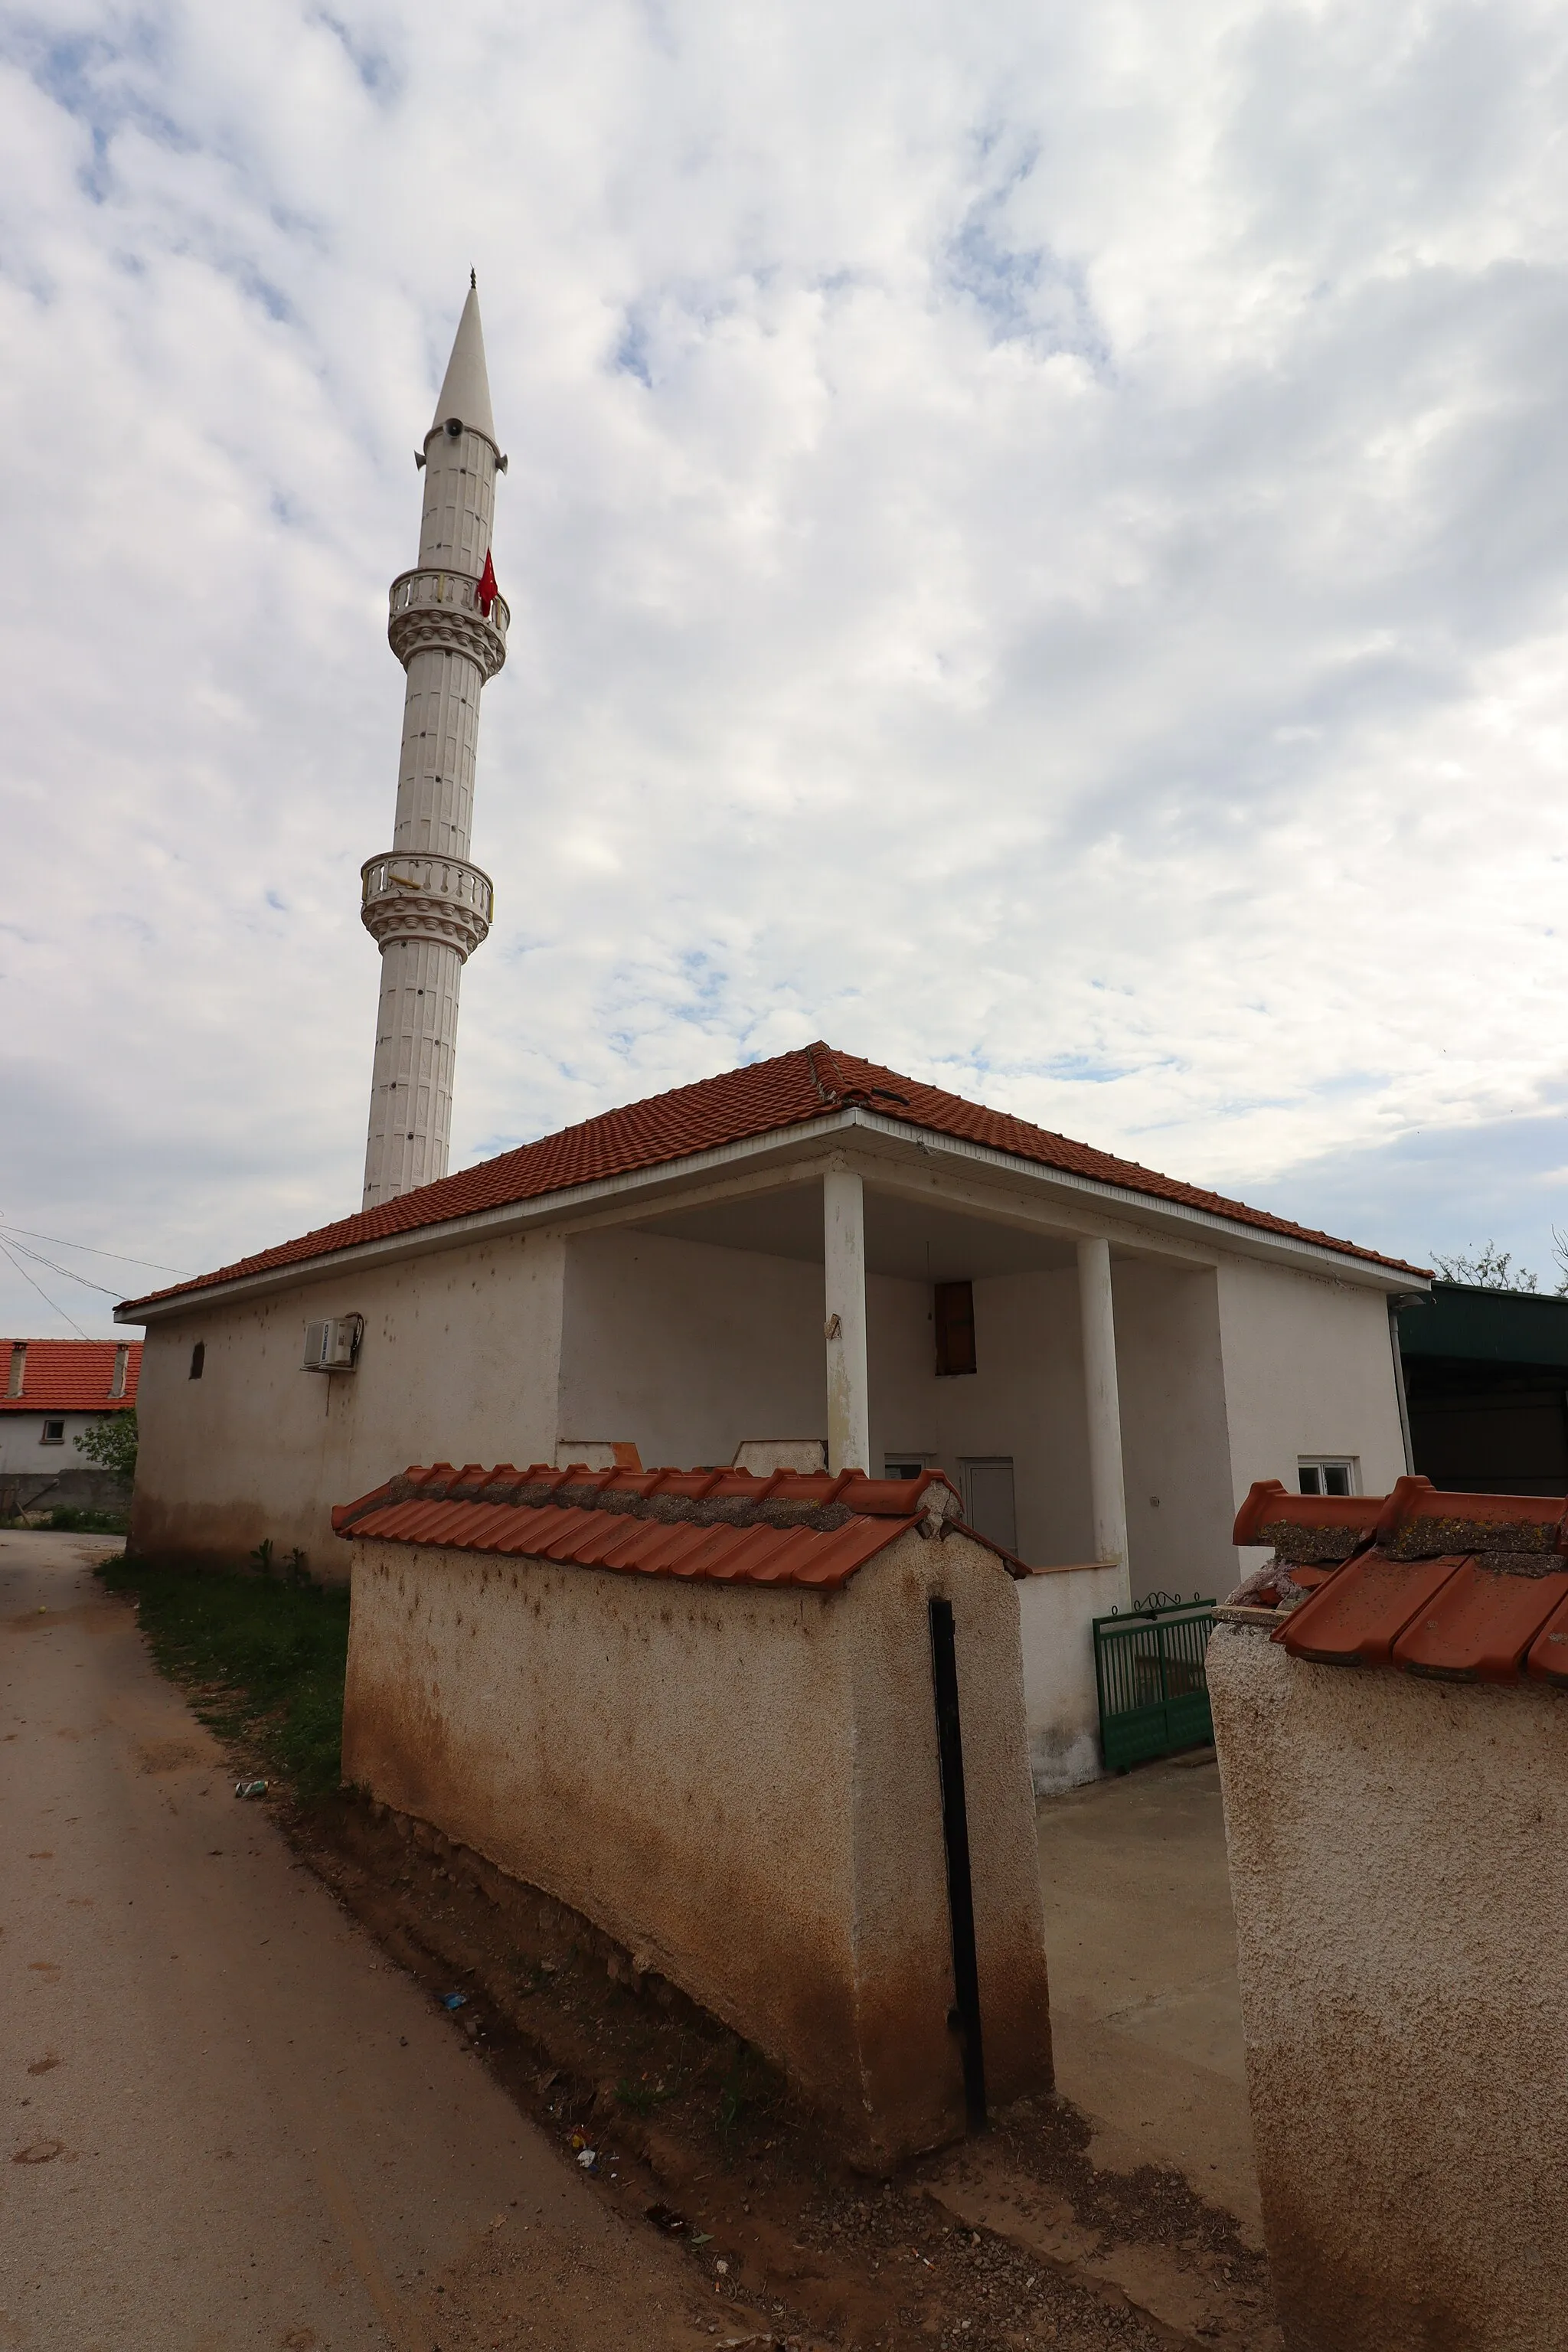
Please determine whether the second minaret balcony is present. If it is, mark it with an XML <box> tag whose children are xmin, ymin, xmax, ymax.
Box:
<box><xmin>388</xmin><ymin>567</ymin><xmax>509</xmax><ymax>679</ymax></box>
<box><xmin>361</xmin><ymin>852</ymin><xmax>494</xmax><ymax>961</ymax></box>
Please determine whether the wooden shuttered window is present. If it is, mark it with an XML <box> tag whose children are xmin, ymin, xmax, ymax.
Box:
<box><xmin>934</xmin><ymin>1279</ymin><xmax>977</xmax><ymax>1377</ymax></box>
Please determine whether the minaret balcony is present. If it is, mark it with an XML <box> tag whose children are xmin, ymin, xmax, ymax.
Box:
<box><xmin>361</xmin><ymin>852</ymin><xmax>494</xmax><ymax>960</ymax></box>
<box><xmin>387</xmin><ymin>568</ymin><xmax>509</xmax><ymax>679</ymax></box>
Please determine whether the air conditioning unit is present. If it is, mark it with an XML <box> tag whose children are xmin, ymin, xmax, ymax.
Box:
<box><xmin>302</xmin><ymin>1315</ymin><xmax>364</xmax><ymax>1373</ymax></box>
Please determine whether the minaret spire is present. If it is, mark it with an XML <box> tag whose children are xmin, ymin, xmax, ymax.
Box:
<box><xmin>359</xmin><ymin>287</ymin><xmax>508</xmax><ymax>1208</ymax></box>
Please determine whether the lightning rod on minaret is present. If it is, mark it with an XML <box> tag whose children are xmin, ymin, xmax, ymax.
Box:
<box><xmin>358</xmin><ymin>283</ymin><xmax>507</xmax><ymax>1209</ymax></box>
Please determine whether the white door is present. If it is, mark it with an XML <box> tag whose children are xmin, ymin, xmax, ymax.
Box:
<box><xmin>961</xmin><ymin>1457</ymin><xmax>1017</xmax><ymax>1554</ymax></box>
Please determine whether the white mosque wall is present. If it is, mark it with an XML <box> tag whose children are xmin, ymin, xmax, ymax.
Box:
<box><xmin>555</xmin><ymin>1227</ymin><xmax>825</xmax><ymax>1470</ymax></box>
<box><xmin>129</xmin><ymin>1229</ymin><xmax>569</xmax><ymax>1579</ymax></box>
<box><xmin>1017</xmin><ymin>1563</ymin><xmax>1125</xmax><ymax>1794</ymax></box>
<box><xmin>557</xmin><ymin>1236</ymin><xmax>1106</xmax><ymax>1567</ymax></box>
<box><xmin>1112</xmin><ymin>1259</ymin><xmax>1236</xmax><ymax>1603</ymax></box>
<box><xmin>864</xmin><ymin>1266</ymin><xmax>1099</xmax><ymax>1566</ymax></box>
<box><xmin>1216</xmin><ymin>1255</ymin><xmax>1409</xmax><ymax>1543</ymax></box>
<box><xmin>127</xmin><ymin>1194</ymin><xmax>1413</xmax><ymax>1621</ymax></box>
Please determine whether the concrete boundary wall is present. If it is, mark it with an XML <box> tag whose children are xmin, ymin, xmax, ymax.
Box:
<box><xmin>1210</xmin><ymin>1619</ymin><xmax>1568</xmax><ymax>2352</ymax></box>
<box><xmin>341</xmin><ymin>1522</ymin><xmax>1053</xmax><ymax>2164</ymax></box>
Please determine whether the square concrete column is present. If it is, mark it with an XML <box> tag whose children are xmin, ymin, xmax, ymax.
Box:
<box><xmin>1076</xmin><ymin>1236</ymin><xmax>1131</xmax><ymax>1611</ymax></box>
<box><xmin>824</xmin><ymin>1167</ymin><xmax>871</xmax><ymax>1475</ymax></box>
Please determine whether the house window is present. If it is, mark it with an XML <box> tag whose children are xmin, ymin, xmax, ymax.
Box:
<box><xmin>1298</xmin><ymin>1458</ymin><xmax>1357</xmax><ymax>1497</ymax></box>
<box><xmin>934</xmin><ymin>1280</ymin><xmax>977</xmax><ymax>1377</ymax></box>
<box><xmin>885</xmin><ymin>1455</ymin><xmax>931</xmax><ymax>1481</ymax></box>
<box><xmin>41</xmin><ymin>1419</ymin><xmax>64</xmax><ymax>1446</ymax></box>
<box><xmin>961</xmin><ymin>1457</ymin><xmax>1017</xmax><ymax>1553</ymax></box>
<box><xmin>190</xmin><ymin>1341</ymin><xmax>205</xmax><ymax>1380</ymax></box>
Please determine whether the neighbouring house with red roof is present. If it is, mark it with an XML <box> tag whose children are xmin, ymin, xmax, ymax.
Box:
<box><xmin>116</xmin><ymin>1044</ymin><xmax>1427</xmax><ymax>1785</ymax></box>
<box><xmin>0</xmin><ymin>1338</ymin><xmax>141</xmax><ymax>1516</ymax></box>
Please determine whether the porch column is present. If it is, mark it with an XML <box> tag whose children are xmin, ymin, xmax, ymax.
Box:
<box><xmin>823</xmin><ymin>1168</ymin><xmax>871</xmax><ymax>1475</ymax></box>
<box><xmin>1076</xmin><ymin>1236</ymin><xmax>1131</xmax><ymax>1609</ymax></box>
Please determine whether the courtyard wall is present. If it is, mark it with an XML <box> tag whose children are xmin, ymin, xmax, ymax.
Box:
<box><xmin>1210</xmin><ymin>1619</ymin><xmax>1568</xmax><ymax>2351</ymax></box>
<box><xmin>340</xmin><ymin>1513</ymin><xmax>1052</xmax><ymax>2164</ymax></box>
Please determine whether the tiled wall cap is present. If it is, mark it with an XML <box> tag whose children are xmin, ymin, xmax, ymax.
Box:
<box><xmin>1374</xmin><ymin>1476</ymin><xmax>1566</xmax><ymax>1555</ymax></box>
<box><xmin>1277</xmin><ymin>1553</ymin><xmax>1469</xmax><ymax>1671</ymax></box>
<box><xmin>1232</xmin><ymin>1478</ymin><xmax>1386</xmax><ymax>1548</ymax></box>
<box><xmin>1390</xmin><ymin>1560</ymin><xmax>1568</xmax><ymax>1683</ymax></box>
<box><xmin>331</xmin><ymin>1462</ymin><xmax>972</xmax><ymax>1562</ymax></box>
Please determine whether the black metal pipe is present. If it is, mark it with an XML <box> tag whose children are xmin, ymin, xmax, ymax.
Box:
<box><xmin>929</xmin><ymin>1595</ymin><xmax>987</xmax><ymax>2130</ymax></box>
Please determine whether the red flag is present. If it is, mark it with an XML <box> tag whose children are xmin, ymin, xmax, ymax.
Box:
<box><xmin>476</xmin><ymin>548</ymin><xmax>498</xmax><ymax>618</ymax></box>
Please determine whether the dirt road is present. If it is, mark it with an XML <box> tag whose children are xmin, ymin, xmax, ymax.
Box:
<box><xmin>0</xmin><ymin>1532</ymin><xmax>717</xmax><ymax>2352</ymax></box>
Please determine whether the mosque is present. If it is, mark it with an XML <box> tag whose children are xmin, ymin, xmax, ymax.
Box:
<box><xmin>118</xmin><ymin>286</ymin><xmax>1429</xmax><ymax>1651</ymax></box>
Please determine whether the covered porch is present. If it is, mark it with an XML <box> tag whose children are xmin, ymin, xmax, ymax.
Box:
<box><xmin>558</xmin><ymin>1152</ymin><xmax>1239</xmax><ymax>1612</ymax></box>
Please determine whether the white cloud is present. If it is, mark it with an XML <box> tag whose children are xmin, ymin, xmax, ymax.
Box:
<box><xmin>5</xmin><ymin>0</ymin><xmax>1568</xmax><ymax>1334</ymax></box>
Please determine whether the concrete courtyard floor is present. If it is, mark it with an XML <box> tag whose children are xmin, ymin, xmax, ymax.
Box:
<box><xmin>1037</xmin><ymin>1750</ymin><xmax>1261</xmax><ymax>2244</ymax></box>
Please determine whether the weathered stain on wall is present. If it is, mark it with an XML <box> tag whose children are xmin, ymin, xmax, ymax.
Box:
<box><xmin>1210</xmin><ymin>1620</ymin><xmax>1568</xmax><ymax>2352</ymax></box>
<box><xmin>341</xmin><ymin>1523</ymin><xmax>1052</xmax><ymax>2164</ymax></box>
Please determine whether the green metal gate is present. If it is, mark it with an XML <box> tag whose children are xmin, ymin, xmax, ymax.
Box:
<box><xmin>1093</xmin><ymin>1594</ymin><xmax>1217</xmax><ymax>1772</ymax></box>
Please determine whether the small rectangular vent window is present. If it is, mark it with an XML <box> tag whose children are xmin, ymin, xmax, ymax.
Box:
<box><xmin>189</xmin><ymin>1341</ymin><xmax>205</xmax><ymax>1380</ymax></box>
<box><xmin>934</xmin><ymin>1281</ymin><xmax>977</xmax><ymax>1377</ymax></box>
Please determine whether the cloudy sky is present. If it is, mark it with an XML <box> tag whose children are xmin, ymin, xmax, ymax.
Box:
<box><xmin>5</xmin><ymin>0</ymin><xmax>1568</xmax><ymax>1337</ymax></box>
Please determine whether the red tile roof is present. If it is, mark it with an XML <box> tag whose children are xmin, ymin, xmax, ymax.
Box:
<box><xmin>121</xmin><ymin>1041</ymin><xmax>1429</xmax><ymax>1313</ymax></box>
<box><xmin>1</xmin><ymin>1339</ymin><xmax>140</xmax><ymax>1414</ymax></box>
<box><xmin>332</xmin><ymin>1460</ymin><xmax>995</xmax><ymax>1591</ymax></box>
<box><xmin>1231</xmin><ymin>1475</ymin><xmax>1568</xmax><ymax>1684</ymax></box>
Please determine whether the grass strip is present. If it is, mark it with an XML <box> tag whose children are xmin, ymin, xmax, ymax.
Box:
<box><xmin>98</xmin><ymin>1556</ymin><xmax>350</xmax><ymax>1798</ymax></box>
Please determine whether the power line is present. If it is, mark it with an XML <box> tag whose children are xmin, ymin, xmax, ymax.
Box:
<box><xmin>0</xmin><ymin>1239</ymin><xmax>90</xmax><ymax>1341</ymax></box>
<box><xmin>0</xmin><ymin>1236</ymin><xmax>123</xmax><ymax>1298</ymax></box>
<box><xmin>0</xmin><ymin>1220</ymin><xmax>190</xmax><ymax>1277</ymax></box>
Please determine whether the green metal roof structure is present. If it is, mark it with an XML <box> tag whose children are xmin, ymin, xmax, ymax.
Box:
<box><xmin>1397</xmin><ymin>1283</ymin><xmax>1568</xmax><ymax>1369</ymax></box>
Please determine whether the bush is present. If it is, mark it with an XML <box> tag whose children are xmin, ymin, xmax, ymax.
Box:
<box><xmin>47</xmin><ymin>1506</ymin><xmax>130</xmax><ymax>1533</ymax></box>
<box><xmin>76</xmin><ymin>1408</ymin><xmax>137</xmax><ymax>1481</ymax></box>
<box><xmin>97</xmin><ymin>1554</ymin><xmax>351</xmax><ymax>1797</ymax></box>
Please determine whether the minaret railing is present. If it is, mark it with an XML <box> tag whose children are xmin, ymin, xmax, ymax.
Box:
<box><xmin>361</xmin><ymin>852</ymin><xmax>494</xmax><ymax>960</ymax></box>
<box><xmin>387</xmin><ymin>568</ymin><xmax>509</xmax><ymax>678</ymax></box>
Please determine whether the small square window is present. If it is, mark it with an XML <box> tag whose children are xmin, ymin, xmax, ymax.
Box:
<box><xmin>41</xmin><ymin>1419</ymin><xmax>65</xmax><ymax>1446</ymax></box>
<box><xmin>1299</xmin><ymin>1459</ymin><xmax>1357</xmax><ymax>1498</ymax></box>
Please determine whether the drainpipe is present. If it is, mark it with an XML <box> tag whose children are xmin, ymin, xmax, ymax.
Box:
<box><xmin>1077</xmin><ymin>1237</ymin><xmax>1131</xmax><ymax>1613</ymax></box>
<box><xmin>823</xmin><ymin>1166</ymin><xmax>871</xmax><ymax>1475</ymax></box>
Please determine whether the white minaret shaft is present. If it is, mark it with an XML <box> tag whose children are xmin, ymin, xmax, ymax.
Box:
<box><xmin>361</xmin><ymin>281</ymin><xmax>508</xmax><ymax>1208</ymax></box>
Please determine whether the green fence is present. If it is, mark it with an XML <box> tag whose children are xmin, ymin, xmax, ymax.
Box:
<box><xmin>1093</xmin><ymin>1594</ymin><xmax>1217</xmax><ymax>1772</ymax></box>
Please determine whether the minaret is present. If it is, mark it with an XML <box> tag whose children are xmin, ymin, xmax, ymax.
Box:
<box><xmin>360</xmin><ymin>278</ymin><xmax>508</xmax><ymax>1207</ymax></box>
